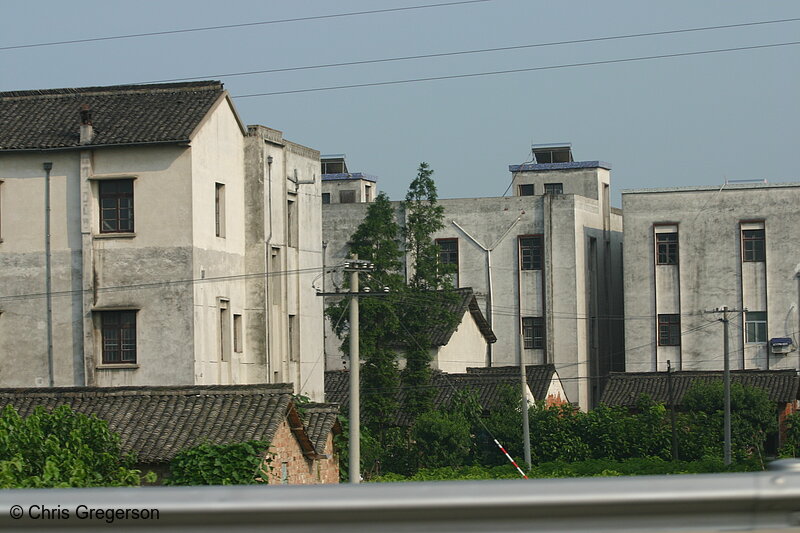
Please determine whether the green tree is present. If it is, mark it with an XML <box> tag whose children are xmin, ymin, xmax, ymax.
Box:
<box><xmin>326</xmin><ymin>192</ymin><xmax>405</xmax><ymax>436</ymax></box>
<box><xmin>0</xmin><ymin>405</ymin><xmax>151</xmax><ymax>488</ymax></box>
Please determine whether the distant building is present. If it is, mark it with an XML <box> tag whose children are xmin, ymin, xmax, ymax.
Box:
<box><xmin>0</xmin><ymin>82</ymin><xmax>324</xmax><ymax>400</ymax></box>
<box><xmin>320</xmin><ymin>154</ymin><xmax>377</xmax><ymax>205</ymax></box>
<box><xmin>322</xmin><ymin>146</ymin><xmax>624</xmax><ymax>408</ymax></box>
<box><xmin>622</xmin><ymin>182</ymin><xmax>800</xmax><ymax>373</ymax></box>
<box><xmin>0</xmin><ymin>384</ymin><xmax>341</xmax><ymax>484</ymax></box>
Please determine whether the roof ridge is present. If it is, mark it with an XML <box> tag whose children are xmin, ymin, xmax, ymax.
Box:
<box><xmin>0</xmin><ymin>383</ymin><xmax>295</xmax><ymax>397</ymax></box>
<box><xmin>0</xmin><ymin>81</ymin><xmax>222</xmax><ymax>100</ymax></box>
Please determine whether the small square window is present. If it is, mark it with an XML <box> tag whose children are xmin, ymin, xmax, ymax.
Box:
<box><xmin>544</xmin><ymin>183</ymin><xmax>563</xmax><ymax>195</ymax></box>
<box><xmin>321</xmin><ymin>192</ymin><xmax>331</xmax><ymax>204</ymax></box>
<box><xmin>518</xmin><ymin>184</ymin><xmax>534</xmax><ymax>196</ymax></box>
<box><xmin>340</xmin><ymin>190</ymin><xmax>356</xmax><ymax>204</ymax></box>
<box><xmin>657</xmin><ymin>314</ymin><xmax>680</xmax><ymax>346</ymax></box>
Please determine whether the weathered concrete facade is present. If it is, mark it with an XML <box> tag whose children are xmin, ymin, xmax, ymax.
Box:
<box><xmin>321</xmin><ymin>149</ymin><xmax>624</xmax><ymax>408</ymax></box>
<box><xmin>0</xmin><ymin>82</ymin><xmax>324</xmax><ymax>400</ymax></box>
<box><xmin>623</xmin><ymin>182</ymin><xmax>800</xmax><ymax>373</ymax></box>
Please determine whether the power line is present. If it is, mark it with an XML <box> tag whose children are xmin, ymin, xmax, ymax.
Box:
<box><xmin>145</xmin><ymin>17</ymin><xmax>800</xmax><ymax>84</ymax></box>
<box><xmin>236</xmin><ymin>40</ymin><xmax>800</xmax><ymax>98</ymax></box>
<box><xmin>0</xmin><ymin>0</ymin><xmax>496</xmax><ymax>52</ymax></box>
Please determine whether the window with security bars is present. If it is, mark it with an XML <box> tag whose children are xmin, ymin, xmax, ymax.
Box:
<box><xmin>745</xmin><ymin>311</ymin><xmax>767</xmax><ymax>343</ymax></box>
<box><xmin>522</xmin><ymin>317</ymin><xmax>544</xmax><ymax>349</ymax></box>
<box><xmin>436</xmin><ymin>238</ymin><xmax>459</xmax><ymax>286</ymax></box>
<box><xmin>99</xmin><ymin>180</ymin><xmax>134</xmax><ymax>233</ymax></box>
<box><xmin>657</xmin><ymin>314</ymin><xmax>680</xmax><ymax>346</ymax></box>
<box><xmin>519</xmin><ymin>236</ymin><xmax>543</xmax><ymax>270</ymax></box>
<box><xmin>101</xmin><ymin>311</ymin><xmax>137</xmax><ymax>364</ymax></box>
<box><xmin>742</xmin><ymin>229</ymin><xmax>765</xmax><ymax>262</ymax></box>
<box><xmin>656</xmin><ymin>232</ymin><xmax>678</xmax><ymax>265</ymax></box>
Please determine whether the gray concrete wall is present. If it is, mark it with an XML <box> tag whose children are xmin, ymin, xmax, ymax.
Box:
<box><xmin>623</xmin><ymin>183</ymin><xmax>800</xmax><ymax>373</ymax></box>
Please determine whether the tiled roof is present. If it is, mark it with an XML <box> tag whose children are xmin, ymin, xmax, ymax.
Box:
<box><xmin>0</xmin><ymin>81</ymin><xmax>224</xmax><ymax>150</ymax></box>
<box><xmin>466</xmin><ymin>364</ymin><xmax>559</xmax><ymax>403</ymax></box>
<box><xmin>600</xmin><ymin>370</ymin><xmax>800</xmax><ymax>407</ymax></box>
<box><xmin>325</xmin><ymin>365</ymin><xmax>561</xmax><ymax>426</ymax></box>
<box><xmin>0</xmin><ymin>384</ymin><xmax>319</xmax><ymax>463</ymax></box>
<box><xmin>423</xmin><ymin>288</ymin><xmax>496</xmax><ymax>346</ymax></box>
<box><xmin>301</xmin><ymin>403</ymin><xmax>342</xmax><ymax>455</ymax></box>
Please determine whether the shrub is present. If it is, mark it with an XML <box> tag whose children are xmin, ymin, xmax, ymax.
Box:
<box><xmin>166</xmin><ymin>441</ymin><xmax>271</xmax><ymax>485</ymax></box>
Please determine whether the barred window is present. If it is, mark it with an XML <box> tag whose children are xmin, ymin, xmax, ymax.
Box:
<box><xmin>101</xmin><ymin>311</ymin><xmax>137</xmax><ymax>364</ymax></box>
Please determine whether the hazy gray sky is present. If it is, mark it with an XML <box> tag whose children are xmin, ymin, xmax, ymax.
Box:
<box><xmin>2</xmin><ymin>0</ymin><xmax>798</xmax><ymax>205</ymax></box>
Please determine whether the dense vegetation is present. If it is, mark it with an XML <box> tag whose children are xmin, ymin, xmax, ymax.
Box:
<box><xmin>0</xmin><ymin>405</ymin><xmax>152</xmax><ymax>488</ymax></box>
<box><xmin>166</xmin><ymin>441</ymin><xmax>272</xmax><ymax>486</ymax></box>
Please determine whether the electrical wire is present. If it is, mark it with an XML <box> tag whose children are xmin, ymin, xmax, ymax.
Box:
<box><xmin>0</xmin><ymin>1</ymin><xmax>496</xmax><ymax>52</ymax></box>
<box><xmin>143</xmin><ymin>16</ymin><xmax>800</xmax><ymax>84</ymax></box>
<box><xmin>236</xmin><ymin>40</ymin><xmax>800</xmax><ymax>98</ymax></box>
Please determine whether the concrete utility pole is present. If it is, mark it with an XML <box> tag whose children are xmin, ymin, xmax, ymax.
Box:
<box><xmin>705</xmin><ymin>305</ymin><xmax>744</xmax><ymax>465</ymax></box>
<box><xmin>43</xmin><ymin>162</ymin><xmax>54</xmax><ymax>388</ymax></box>
<box><xmin>667</xmin><ymin>360</ymin><xmax>678</xmax><ymax>461</ymax></box>
<box><xmin>520</xmin><ymin>360</ymin><xmax>532</xmax><ymax>468</ymax></box>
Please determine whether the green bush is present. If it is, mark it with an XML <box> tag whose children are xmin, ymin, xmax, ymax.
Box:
<box><xmin>0</xmin><ymin>405</ymin><xmax>151</xmax><ymax>488</ymax></box>
<box><xmin>166</xmin><ymin>441</ymin><xmax>271</xmax><ymax>485</ymax></box>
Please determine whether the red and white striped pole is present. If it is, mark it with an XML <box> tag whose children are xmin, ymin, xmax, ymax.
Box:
<box><xmin>493</xmin><ymin>438</ymin><xmax>528</xmax><ymax>479</ymax></box>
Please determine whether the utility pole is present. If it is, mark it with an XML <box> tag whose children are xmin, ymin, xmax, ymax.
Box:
<box><xmin>667</xmin><ymin>360</ymin><xmax>678</xmax><ymax>461</ymax></box>
<box><xmin>343</xmin><ymin>256</ymin><xmax>374</xmax><ymax>484</ymax></box>
<box><xmin>520</xmin><ymin>352</ymin><xmax>532</xmax><ymax>469</ymax></box>
<box><xmin>43</xmin><ymin>162</ymin><xmax>54</xmax><ymax>388</ymax></box>
<box><xmin>705</xmin><ymin>306</ymin><xmax>744</xmax><ymax>465</ymax></box>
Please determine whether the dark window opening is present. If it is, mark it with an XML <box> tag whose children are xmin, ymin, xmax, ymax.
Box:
<box><xmin>436</xmin><ymin>238</ymin><xmax>459</xmax><ymax>287</ymax></box>
<box><xmin>657</xmin><ymin>314</ymin><xmax>681</xmax><ymax>346</ymax></box>
<box><xmin>321</xmin><ymin>192</ymin><xmax>331</xmax><ymax>204</ymax></box>
<box><xmin>522</xmin><ymin>317</ymin><xmax>544</xmax><ymax>349</ymax></box>
<box><xmin>518</xmin><ymin>184</ymin><xmax>534</xmax><ymax>196</ymax></box>
<box><xmin>340</xmin><ymin>190</ymin><xmax>356</xmax><ymax>204</ymax></box>
<box><xmin>99</xmin><ymin>180</ymin><xmax>134</xmax><ymax>233</ymax></box>
<box><xmin>519</xmin><ymin>236</ymin><xmax>543</xmax><ymax>270</ymax></box>
<box><xmin>656</xmin><ymin>232</ymin><xmax>678</xmax><ymax>265</ymax></box>
<box><xmin>101</xmin><ymin>311</ymin><xmax>137</xmax><ymax>364</ymax></box>
<box><xmin>742</xmin><ymin>229</ymin><xmax>765</xmax><ymax>262</ymax></box>
<box><xmin>544</xmin><ymin>183</ymin><xmax>563</xmax><ymax>195</ymax></box>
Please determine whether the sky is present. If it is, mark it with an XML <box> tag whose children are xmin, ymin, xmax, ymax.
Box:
<box><xmin>1</xmin><ymin>0</ymin><xmax>798</xmax><ymax>206</ymax></box>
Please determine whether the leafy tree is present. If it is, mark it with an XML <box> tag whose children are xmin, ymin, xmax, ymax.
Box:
<box><xmin>0</xmin><ymin>405</ymin><xmax>151</xmax><ymax>488</ymax></box>
<box><xmin>166</xmin><ymin>441</ymin><xmax>271</xmax><ymax>485</ymax></box>
<box><xmin>411</xmin><ymin>409</ymin><xmax>473</xmax><ymax>469</ymax></box>
<box><xmin>326</xmin><ymin>193</ymin><xmax>405</xmax><ymax>437</ymax></box>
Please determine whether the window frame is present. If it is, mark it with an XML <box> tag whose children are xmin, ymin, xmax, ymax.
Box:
<box><xmin>518</xmin><ymin>183</ymin><xmax>534</xmax><ymax>196</ymax></box>
<box><xmin>655</xmin><ymin>232</ymin><xmax>679</xmax><ymax>265</ymax></box>
<box><xmin>519</xmin><ymin>235</ymin><xmax>544</xmax><ymax>271</ymax></box>
<box><xmin>544</xmin><ymin>183</ymin><xmax>563</xmax><ymax>195</ymax></box>
<box><xmin>657</xmin><ymin>314</ymin><xmax>681</xmax><ymax>346</ymax></box>
<box><xmin>522</xmin><ymin>317</ymin><xmax>544</xmax><ymax>349</ymax></box>
<box><xmin>99</xmin><ymin>179</ymin><xmax>134</xmax><ymax>234</ymax></box>
<box><xmin>321</xmin><ymin>192</ymin><xmax>331</xmax><ymax>204</ymax></box>
<box><xmin>745</xmin><ymin>311</ymin><xmax>767</xmax><ymax>343</ymax></box>
<box><xmin>215</xmin><ymin>183</ymin><xmax>226</xmax><ymax>238</ymax></box>
<box><xmin>100</xmin><ymin>310</ymin><xmax>137</xmax><ymax>364</ymax></box>
<box><xmin>742</xmin><ymin>228</ymin><xmax>765</xmax><ymax>262</ymax></box>
<box><xmin>339</xmin><ymin>190</ymin><xmax>356</xmax><ymax>204</ymax></box>
<box><xmin>436</xmin><ymin>238</ymin><xmax>459</xmax><ymax>286</ymax></box>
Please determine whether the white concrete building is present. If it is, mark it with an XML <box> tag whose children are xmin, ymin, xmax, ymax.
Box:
<box><xmin>623</xmin><ymin>181</ymin><xmax>800</xmax><ymax>374</ymax></box>
<box><xmin>0</xmin><ymin>81</ymin><xmax>324</xmax><ymax>400</ymax></box>
<box><xmin>322</xmin><ymin>146</ymin><xmax>624</xmax><ymax>408</ymax></box>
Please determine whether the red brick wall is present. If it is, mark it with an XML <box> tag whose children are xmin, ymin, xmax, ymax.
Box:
<box><xmin>265</xmin><ymin>420</ymin><xmax>339</xmax><ymax>485</ymax></box>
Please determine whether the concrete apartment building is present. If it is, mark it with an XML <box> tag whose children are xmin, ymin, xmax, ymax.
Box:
<box><xmin>322</xmin><ymin>146</ymin><xmax>624</xmax><ymax>408</ymax></box>
<box><xmin>623</xmin><ymin>182</ymin><xmax>800</xmax><ymax>374</ymax></box>
<box><xmin>0</xmin><ymin>81</ymin><xmax>324</xmax><ymax>400</ymax></box>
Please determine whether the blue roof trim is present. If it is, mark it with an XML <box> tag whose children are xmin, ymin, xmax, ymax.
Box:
<box><xmin>321</xmin><ymin>172</ymin><xmax>377</xmax><ymax>183</ymax></box>
<box><xmin>770</xmin><ymin>338</ymin><xmax>794</xmax><ymax>346</ymax></box>
<box><xmin>509</xmin><ymin>161</ymin><xmax>612</xmax><ymax>172</ymax></box>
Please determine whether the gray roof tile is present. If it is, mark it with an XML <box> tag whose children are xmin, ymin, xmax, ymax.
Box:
<box><xmin>0</xmin><ymin>81</ymin><xmax>224</xmax><ymax>150</ymax></box>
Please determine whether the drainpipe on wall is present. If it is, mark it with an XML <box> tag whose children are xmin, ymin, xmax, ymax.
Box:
<box><xmin>43</xmin><ymin>162</ymin><xmax>54</xmax><ymax>387</ymax></box>
<box><xmin>265</xmin><ymin>153</ymin><xmax>273</xmax><ymax>380</ymax></box>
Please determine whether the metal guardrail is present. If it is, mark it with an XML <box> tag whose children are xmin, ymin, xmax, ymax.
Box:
<box><xmin>1</xmin><ymin>460</ymin><xmax>799</xmax><ymax>532</ymax></box>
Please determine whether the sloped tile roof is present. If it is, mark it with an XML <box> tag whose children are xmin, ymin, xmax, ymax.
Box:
<box><xmin>466</xmin><ymin>364</ymin><xmax>559</xmax><ymax>403</ymax></box>
<box><xmin>422</xmin><ymin>288</ymin><xmax>496</xmax><ymax>346</ymax></box>
<box><xmin>325</xmin><ymin>365</ymin><xmax>561</xmax><ymax>426</ymax></box>
<box><xmin>0</xmin><ymin>384</ymin><xmax>297</xmax><ymax>463</ymax></box>
<box><xmin>600</xmin><ymin>370</ymin><xmax>800</xmax><ymax>407</ymax></box>
<box><xmin>301</xmin><ymin>403</ymin><xmax>342</xmax><ymax>455</ymax></box>
<box><xmin>0</xmin><ymin>81</ymin><xmax>224</xmax><ymax>150</ymax></box>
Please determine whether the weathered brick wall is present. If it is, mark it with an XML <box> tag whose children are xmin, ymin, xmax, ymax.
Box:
<box><xmin>265</xmin><ymin>420</ymin><xmax>339</xmax><ymax>484</ymax></box>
